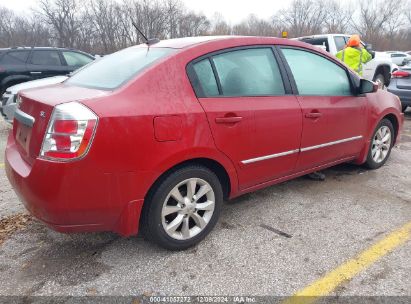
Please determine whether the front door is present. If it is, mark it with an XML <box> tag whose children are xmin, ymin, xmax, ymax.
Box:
<box><xmin>189</xmin><ymin>47</ymin><xmax>302</xmax><ymax>190</ymax></box>
<box><xmin>279</xmin><ymin>47</ymin><xmax>367</xmax><ymax>171</ymax></box>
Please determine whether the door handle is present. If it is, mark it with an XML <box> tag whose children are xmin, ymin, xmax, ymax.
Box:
<box><xmin>305</xmin><ymin>112</ymin><xmax>322</xmax><ymax>119</ymax></box>
<box><xmin>215</xmin><ymin>116</ymin><xmax>243</xmax><ymax>124</ymax></box>
<box><xmin>30</xmin><ymin>72</ymin><xmax>42</xmax><ymax>74</ymax></box>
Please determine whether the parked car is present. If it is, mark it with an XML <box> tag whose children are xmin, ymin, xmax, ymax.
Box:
<box><xmin>296</xmin><ymin>34</ymin><xmax>395</xmax><ymax>89</ymax></box>
<box><xmin>1</xmin><ymin>76</ymin><xmax>68</xmax><ymax>123</ymax></box>
<box><xmin>388</xmin><ymin>64</ymin><xmax>411</xmax><ymax>112</ymax></box>
<box><xmin>5</xmin><ymin>36</ymin><xmax>404</xmax><ymax>250</ymax></box>
<box><xmin>0</xmin><ymin>47</ymin><xmax>94</xmax><ymax>94</ymax></box>
<box><xmin>385</xmin><ymin>51</ymin><xmax>411</xmax><ymax>66</ymax></box>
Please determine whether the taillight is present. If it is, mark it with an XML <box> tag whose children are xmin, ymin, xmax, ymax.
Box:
<box><xmin>40</xmin><ymin>102</ymin><xmax>98</xmax><ymax>161</ymax></box>
<box><xmin>392</xmin><ymin>70</ymin><xmax>410</xmax><ymax>78</ymax></box>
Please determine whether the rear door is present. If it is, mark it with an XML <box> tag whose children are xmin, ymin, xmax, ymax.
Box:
<box><xmin>26</xmin><ymin>50</ymin><xmax>67</xmax><ymax>80</ymax></box>
<box><xmin>0</xmin><ymin>50</ymin><xmax>31</xmax><ymax>85</ymax></box>
<box><xmin>279</xmin><ymin>47</ymin><xmax>367</xmax><ymax>171</ymax></box>
<box><xmin>188</xmin><ymin>47</ymin><xmax>302</xmax><ymax>190</ymax></box>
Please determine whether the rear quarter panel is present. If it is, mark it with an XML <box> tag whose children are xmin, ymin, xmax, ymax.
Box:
<box><xmin>81</xmin><ymin>54</ymin><xmax>239</xmax><ymax>199</ymax></box>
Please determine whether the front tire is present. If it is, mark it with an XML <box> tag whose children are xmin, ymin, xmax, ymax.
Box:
<box><xmin>141</xmin><ymin>166</ymin><xmax>223</xmax><ymax>250</ymax></box>
<box><xmin>365</xmin><ymin>119</ymin><xmax>394</xmax><ymax>169</ymax></box>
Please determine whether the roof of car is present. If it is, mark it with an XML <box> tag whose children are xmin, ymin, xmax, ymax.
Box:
<box><xmin>297</xmin><ymin>34</ymin><xmax>350</xmax><ymax>39</ymax></box>
<box><xmin>0</xmin><ymin>47</ymin><xmax>94</xmax><ymax>56</ymax></box>
<box><xmin>143</xmin><ymin>35</ymin><xmax>310</xmax><ymax>50</ymax></box>
<box><xmin>142</xmin><ymin>36</ymin><xmax>235</xmax><ymax>49</ymax></box>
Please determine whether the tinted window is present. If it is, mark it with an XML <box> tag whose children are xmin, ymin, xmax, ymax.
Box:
<box><xmin>62</xmin><ymin>51</ymin><xmax>93</xmax><ymax>67</ymax></box>
<box><xmin>391</xmin><ymin>54</ymin><xmax>406</xmax><ymax>58</ymax></box>
<box><xmin>67</xmin><ymin>47</ymin><xmax>176</xmax><ymax>90</ymax></box>
<box><xmin>31</xmin><ymin>51</ymin><xmax>62</xmax><ymax>66</ymax></box>
<box><xmin>212</xmin><ymin>48</ymin><xmax>285</xmax><ymax>96</ymax></box>
<box><xmin>300</xmin><ymin>38</ymin><xmax>330</xmax><ymax>52</ymax></box>
<box><xmin>334</xmin><ymin>36</ymin><xmax>346</xmax><ymax>52</ymax></box>
<box><xmin>282</xmin><ymin>48</ymin><xmax>351</xmax><ymax>96</ymax></box>
<box><xmin>0</xmin><ymin>51</ymin><xmax>29</xmax><ymax>65</ymax></box>
<box><xmin>192</xmin><ymin>59</ymin><xmax>219</xmax><ymax>97</ymax></box>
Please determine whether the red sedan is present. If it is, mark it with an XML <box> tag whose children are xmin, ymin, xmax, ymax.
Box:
<box><xmin>5</xmin><ymin>36</ymin><xmax>403</xmax><ymax>250</ymax></box>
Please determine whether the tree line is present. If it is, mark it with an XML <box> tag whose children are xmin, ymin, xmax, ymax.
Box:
<box><xmin>0</xmin><ymin>0</ymin><xmax>410</xmax><ymax>55</ymax></box>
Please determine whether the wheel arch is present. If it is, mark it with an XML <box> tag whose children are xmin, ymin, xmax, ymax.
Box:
<box><xmin>144</xmin><ymin>157</ymin><xmax>235</xmax><ymax>204</ymax></box>
<box><xmin>355</xmin><ymin>110</ymin><xmax>401</xmax><ymax>165</ymax></box>
<box><xmin>1</xmin><ymin>75</ymin><xmax>32</xmax><ymax>92</ymax></box>
<box><xmin>373</xmin><ymin>65</ymin><xmax>391</xmax><ymax>85</ymax></box>
<box><xmin>382</xmin><ymin>113</ymin><xmax>399</xmax><ymax>143</ymax></box>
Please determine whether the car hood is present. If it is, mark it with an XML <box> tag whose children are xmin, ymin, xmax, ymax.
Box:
<box><xmin>7</xmin><ymin>76</ymin><xmax>68</xmax><ymax>94</ymax></box>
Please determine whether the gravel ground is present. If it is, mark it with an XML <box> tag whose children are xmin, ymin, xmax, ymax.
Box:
<box><xmin>0</xmin><ymin>112</ymin><xmax>410</xmax><ymax>298</ymax></box>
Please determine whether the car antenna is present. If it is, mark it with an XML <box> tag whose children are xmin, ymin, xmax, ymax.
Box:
<box><xmin>131</xmin><ymin>20</ymin><xmax>160</xmax><ymax>46</ymax></box>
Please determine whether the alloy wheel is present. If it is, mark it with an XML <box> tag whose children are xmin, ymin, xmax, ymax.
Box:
<box><xmin>161</xmin><ymin>178</ymin><xmax>215</xmax><ymax>240</ymax></box>
<box><xmin>371</xmin><ymin>126</ymin><xmax>392</xmax><ymax>163</ymax></box>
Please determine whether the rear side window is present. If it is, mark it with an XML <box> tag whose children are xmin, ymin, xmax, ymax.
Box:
<box><xmin>300</xmin><ymin>38</ymin><xmax>330</xmax><ymax>52</ymax></box>
<box><xmin>62</xmin><ymin>51</ymin><xmax>93</xmax><ymax>67</ymax></box>
<box><xmin>0</xmin><ymin>51</ymin><xmax>29</xmax><ymax>65</ymax></box>
<box><xmin>66</xmin><ymin>47</ymin><xmax>176</xmax><ymax>90</ymax></box>
<box><xmin>191</xmin><ymin>59</ymin><xmax>219</xmax><ymax>97</ymax></box>
<box><xmin>212</xmin><ymin>48</ymin><xmax>285</xmax><ymax>97</ymax></box>
<box><xmin>30</xmin><ymin>51</ymin><xmax>62</xmax><ymax>66</ymax></box>
<box><xmin>281</xmin><ymin>48</ymin><xmax>352</xmax><ymax>96</ymax></box>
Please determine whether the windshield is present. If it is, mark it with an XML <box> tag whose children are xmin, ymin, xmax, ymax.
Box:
<box><xmin>66</xmin><ymin>47</ymin><xmax>176</xmax><ymax>90</ymax></box>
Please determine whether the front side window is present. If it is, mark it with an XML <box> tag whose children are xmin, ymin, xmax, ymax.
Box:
<box><xmin>281</xmin><ymin>48</ymin><xmax>352</xmax><ymax>96</ymax></box>
<box><xmin>211</xmin><ymin>48</ymin><xmax>285</xmax><ymax>97</ymax></box>
<box><xmin>30</xmin><ymin>51</ymin><xmax>62</xmax><ymax>66</ymax></box>
<box><xmin>334</xmin><ymin>36</ymin><xmax>347</xmax><ymax>52</ymax></box>
<box><xmin>62</xmin><ymin>51</ymin><xmax>93</xmax><ymax>67</ymax></box>
<box><xmin>66</xmin><ymin>47</ymin><xmax>176</xmax><ymax>90</ymax></box>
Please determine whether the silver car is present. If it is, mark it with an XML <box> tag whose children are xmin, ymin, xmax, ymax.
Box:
<box><xmin>1</xmin><ymin>76</ymin><xmax>68</xmax><ymax>123</ymax></box>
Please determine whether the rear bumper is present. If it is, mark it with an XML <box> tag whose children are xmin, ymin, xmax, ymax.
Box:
<box><xmin>5</xmin><ymin>132</ymin><xmax>144</xmax><ymax>237</ymax></box>
<box><xmin>387</xmin><ymin>84</ymin><xmax>411</xmax><ymax>106</ymax></box>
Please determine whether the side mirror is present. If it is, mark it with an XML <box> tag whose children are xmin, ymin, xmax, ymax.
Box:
<box><xmin>359</xmin><ymin>79</ymin><xmax>378</xmax><ymax>94</ymax></box>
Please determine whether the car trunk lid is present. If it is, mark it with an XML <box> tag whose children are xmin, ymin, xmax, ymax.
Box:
<box><xmin>13</xmin><ymin>84</ymin><xmax>108</xmax><ymax>165</ymax></box>
<box><xmin>397</xmin><ymin>69</ymin><xmax>411</xmax><ymax>90</ymax></box>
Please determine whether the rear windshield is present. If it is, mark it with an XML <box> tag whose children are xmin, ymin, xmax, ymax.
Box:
<box><xmin>66</xmin><ymin>47</ymin><xmax>176</xmax><ymax>90</ymax></box>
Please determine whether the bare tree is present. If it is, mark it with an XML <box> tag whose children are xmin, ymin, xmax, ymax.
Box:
<box><xmin>209</xmin><ymin>13</ymin><xmax>232</xmax><ymax>35</ymax></box>
<box><xmin>36</xmin><ymin>0</ymin><xmax>80</xmax><ymax>47</ymax></box>
<box><xmin>273</xmin><ymin>0</ymin><xmax>328</xmax><ymax>37</ymax></box>
<box><xmin>323</xmin><ymin>0</ymin><xmax>353</xmax><ymax>33</ymax></box>
<box><xmin>352</xmin><ymin>0</ymin><xmax>408</xmax><ymax>50</ymax></box>
<box><xmin>233</xmin><ymin>14</ymin><xmax>279</xmax><ymax>36</ymax></box>
<box><xmin>178</xmin><ymin>11</ymin><xmax>210</xmax><ymax>37</ymax></box>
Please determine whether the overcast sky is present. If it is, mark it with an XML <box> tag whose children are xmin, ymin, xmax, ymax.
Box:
<box><xmin>2</xmin><ymin>0</ymin><xmax>292</xmax><ymax>24</ymax></box>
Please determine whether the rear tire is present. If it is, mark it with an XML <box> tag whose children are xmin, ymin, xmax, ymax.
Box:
<box><xmin>141</xmin><ymin>165</ymin><xmax>223</xmax><ymax>250</ymax></box>
<box><xmin>365</xmin><ymin>119</ymin><xmax>394</xmax><ymax>169</ymax></box>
